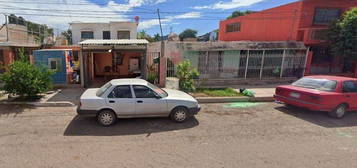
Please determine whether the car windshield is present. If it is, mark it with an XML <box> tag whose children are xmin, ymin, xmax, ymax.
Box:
<box><xmin>292</xmin><ymin>77</ymin><xmax>337</xmax><ymax>91</ymax></box>
<box><xmin>147</xmin><ymin>83</ymin><xmax>168</xmax><ymax>98</ymax></box>
<box><xmin>96</xmin><ymin>82</ymin><xmax>112</xmax><ymax>97</ymax></box>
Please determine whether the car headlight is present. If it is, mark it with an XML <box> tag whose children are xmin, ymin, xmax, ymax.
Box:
<box><xmin>194</xmin><ymin>101</ymin><xmax>199</xmax><ymax>107</ymax></box>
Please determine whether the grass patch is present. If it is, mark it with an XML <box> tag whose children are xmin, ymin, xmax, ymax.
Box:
<box><xmin>195</xmin><ymin>88</ymin><xmax>243</xmax><ymax>97</ymax></box>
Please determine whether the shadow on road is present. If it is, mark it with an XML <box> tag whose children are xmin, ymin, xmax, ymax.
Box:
<box><xmin>276</xmin><ymin>106</ymin><xmax>357</xmax><ymax>128</ymax></box>
<box><xmin>47</xmin><ymin>88</ymin><xmax>85</xmax><ymax>105</ymax></box>
<box><xmin>64</xmin><ymin>116</ymin><xmax>199</xmax><ymax>136</ymax></box>
<box><xmin>0</xmin><ymin>104</ymin><xmax>36</xmax><ymax>116</ymax></box>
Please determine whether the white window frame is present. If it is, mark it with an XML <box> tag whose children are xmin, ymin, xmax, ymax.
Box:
<box><xmin>48</xmin><ymin>58</ymin><xmax>62</xmax><ymax>72</ymax></box>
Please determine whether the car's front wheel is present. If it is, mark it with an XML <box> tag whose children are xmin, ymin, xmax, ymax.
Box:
<box><xmin>170</xmin><ymin>107</ymin><xmax>189</xmax><ymax>123</ymax></box>
<box><xmin>97</xmin><ymin>110</ymin><xmax>117</xmax><ymax>126</ymax></box>
<box><xmin>328</xmin><ymin>104</ymin><xmax>348</xmax><ymax>119</ymax></box>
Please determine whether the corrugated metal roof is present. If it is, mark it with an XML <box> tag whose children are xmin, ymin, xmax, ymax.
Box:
<box><xmin>79</xmin><ymin>39</ymin><xmax>149</xmax><ymax>45</ymax></box>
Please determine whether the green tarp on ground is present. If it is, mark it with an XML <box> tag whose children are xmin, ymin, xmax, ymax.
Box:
<box><xmin>223</xmin><ymin>102</ymin><xmax>265</xmax><ymax>108</ymax></box>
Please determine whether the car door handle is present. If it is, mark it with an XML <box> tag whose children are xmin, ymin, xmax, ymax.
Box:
<box><xmin>137</xmin><ymin>100</ymin><xmax>143</xmax><ymax>103</ymax></box>
<box><xmin>109</xmin><ymin>100</ymin><xmax>115</xmax><ymax>103</ymax></box>
<box><xmin>345</xmin><ymin>95</ymin><xmax>351</xmax><ymax>98</ymax></box>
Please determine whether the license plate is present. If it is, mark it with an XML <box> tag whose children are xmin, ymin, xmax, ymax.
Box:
<box><xmin>290</xmin><ymin>92</ymin><xmax>300</xmax><ymax>98</ymax></box>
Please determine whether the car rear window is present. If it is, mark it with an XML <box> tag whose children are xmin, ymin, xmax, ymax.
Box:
<box><xmin>292</xmin><ymin>77</ymin><xmax>337</xmax><ymax>91</ymax></box>
<box><xmin>96</xmin><ymin>82</ymin><xmax>112</xmax><ymax>97</ymax></box>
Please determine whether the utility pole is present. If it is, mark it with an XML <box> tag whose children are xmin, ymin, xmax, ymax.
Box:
<box><xmin>157</xmin><ymin>8</ymin><xmax>164</xmax><ymax>85</ymax></box>
<box><xmin>4</xmin><ymin>14</ymin><xmax>9</xmax><ymax>42</ymax></box>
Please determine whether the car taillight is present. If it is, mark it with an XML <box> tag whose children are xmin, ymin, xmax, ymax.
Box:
<box><xmin>276</xmin><ymin>88</ymin><xmax>283</xmax><ymax>94</ymax></box>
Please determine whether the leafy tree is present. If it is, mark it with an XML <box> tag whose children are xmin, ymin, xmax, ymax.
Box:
<box><xmin>0</xmin><ymin>48</ymin><xmax>53</xmax><ymax>97</ymax></box>
<box><xmin>226</xmin><ymin>10</ymin><xmax>254</xmax><ymax>19</ymax></box>
<box><xmin>328</xmin><ymin>7</ymin><xmax>357</xmax><ymax>61</ymax></box>
<box><xmin>138</xmin><ymin>30</ymin><xmax>154</xmax><ymax>42</ymax></box>
<box><xmin>176</xmin><ymin>60</ymin><xmax>199</xmax><ymax>92</ymax></box>
<box><xmin>61</xmin><ymin>29</ymin><xmax>72</xmax><ymax>45</ymax></box>
<box><xmin>153</xmin><ymin>33</ymin><xmax>161</xmax><ymax>42</ymax></box>
<box><xmin>179</xmin><ymin>29</ymin><xmax>198</xmax><ymax>41</ymax></box>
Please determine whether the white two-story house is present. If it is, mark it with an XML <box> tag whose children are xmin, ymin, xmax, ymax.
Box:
<box><xmin>70</xmin><ymin>22</ymin><xmax>138</xmax><ymax>44</ymax></box>
<box><xmin>70</xmin><ymin>21</ymin><xmax>148</xmax><ymax>87</ymax></box>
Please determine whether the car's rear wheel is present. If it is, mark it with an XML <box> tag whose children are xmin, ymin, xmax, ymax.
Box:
<box><xmin>328</xmin><ymin>104</ymin><xmax>347</xmax><ymax>119</ymax></box>
<box><xmin>97</xmin><ymin>110</ymin><xmax>117</xmax><ymax>126</ymax></box>
<box><xmin>170</xmin><ymin>107</ymin><xmax>188</xmax><ymax>123</ymax></box>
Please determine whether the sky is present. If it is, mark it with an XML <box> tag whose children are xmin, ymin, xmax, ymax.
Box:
<box><xmin>0</xmin><ymin>0</ymin><xmax>299</xmax><ymax>36</ymax></box>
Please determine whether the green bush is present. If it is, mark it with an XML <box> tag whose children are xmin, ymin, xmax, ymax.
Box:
<box><xmin>176</xmin><ymin>60</ymin><xmax>199</xmax><ymax>92</ymax></box>
<box><xmin>147</xmin><ymin>72</ymin><xmax>158</xmax><ymax>84</ymax></box>
<box><xmin>0</xmin><ymin>49</ymin><xmax>53</xmax><ymax>97</ymax></box>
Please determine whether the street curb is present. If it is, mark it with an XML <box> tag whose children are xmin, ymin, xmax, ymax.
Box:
<box><xmin>0</xmin><ymin>97</ymin><xmax>274</xmax><ymax>106</ymax></box>
<box><xmin>196</xmin><ymin>96</ymin><xmax>274</xmax><ymax>103</ymax></box>
<box><xmin>0</xmin><ymin>101</ymin><xmax>75</xmax><ymax>107</ymax></box>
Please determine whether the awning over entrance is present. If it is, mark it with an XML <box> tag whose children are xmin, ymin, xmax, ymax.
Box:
<box><xmin>79</xmin><ymin>39</ymin><xmax>149</xmax><ymax>50</ymax></box>
<box><xmin>79</xmin><ymin>39</ymin><xmax>149</xmax><ymax>45</ymax></box>
<box><xmin>79</xmin><ymin>39</ymin><xmax>149</xmax><ymax>87</ymax></box>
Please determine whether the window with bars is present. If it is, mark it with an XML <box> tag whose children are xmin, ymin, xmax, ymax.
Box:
<box><xmin>117</xmin><ymin>31</ymin><xmax>130</xmax><ymax>39</ymax></box>
<box><xmin>103</xmin><ymin>31</ymin><xmax>110</xmax><ymax>39</ymax></box>
<box><xmin>48</xmin><ymin>58</ymin><xmax>62</xmax><ymax>72</ymax></box>
<box><xmin>81</xmin><ymin>31</ymin><xmax>94</xmax><ymax>40</ymax></box>
<box><xmin>226</xmin><ymin>22</ymin><xmax>241</xmax><ymax>33</ymax></box>
<box><xmin>313</xmin><ymin>8</ymin><xmax>341</xmax><ymax>25</ymax></box>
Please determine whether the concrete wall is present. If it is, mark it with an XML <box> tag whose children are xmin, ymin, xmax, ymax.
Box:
<box><xmin>34</xmin><ymin>50</ymin><xmax>69</xmax><ymax>84</ymax></box>
<box><xmin>0</xmin><ymin>24</ymin><xmax>38</xmax><ymax>45</ymax></box>
<box><xmin>71</xmin><ymin>22</ymin><xmax>138</xmax><ymax>44</ymax></box>
<box><xmin>148</xmin><ymin>41</ymin><xmax>308</xmax><ymax>86</ymax></box>
<box><xmin>219</xmin><ymin>0</ymin><xmax>357</xmax><ymax>43</ymax></box>
<box><xmin>219</xmin><ymin>2</ymin><xmax>302</xmax><ymax>42</ymax></box>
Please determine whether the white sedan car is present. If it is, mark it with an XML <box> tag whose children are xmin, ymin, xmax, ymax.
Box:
<box><xmin>77</xmin><ymin>79</ymin><xmax>201</xmax><ymax>126</ymax></box>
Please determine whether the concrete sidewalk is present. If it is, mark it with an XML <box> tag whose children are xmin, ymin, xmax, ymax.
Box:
<box><xmin>233</xmin><ymin>84</ymin><xmax>281</xmax><ymax>98</ymax></box>
<box><xmin>248</xmin><ymin>87</ymin><xmax>276</xmax><ymax>98</ymax></box>
<box><xmin>0</xmin><ymin>84</ymin><xmax>280</xmax><ymax>106</ymax></box>
<box><xmin>197</xmin><ymin>85</ymin><xmax>279</xmax><ymax>103</ymax></box>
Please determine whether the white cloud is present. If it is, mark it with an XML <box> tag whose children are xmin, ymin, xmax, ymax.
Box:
<box><xmin>174</xmin><ymin>12</ymin><xmax>201</xmax><ymax>19</ymax></box>
<box><xmin>193</xmin><ymin>0</ymin><xmax>264</xmax><ymax>10</ymax></box>
<box><xmin>138</xmin><ymin>12</ymin><xmax>201</xmax><ymax>30</ymax></box>
<box><xmin>154</xmin><ymin>0</ymin><xmax>167</xmax><ymax>4</ymax></box>
<box><xmin>0</xmin><ymin>0</ymin><xmax>167</xmax><ymax>32</ymax></box>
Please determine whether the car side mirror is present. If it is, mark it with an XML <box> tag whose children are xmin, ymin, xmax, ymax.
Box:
<box><xmin>153</xmin><ymin>92</ymin><xmax>161</xmax><ymax>99</ymax></box>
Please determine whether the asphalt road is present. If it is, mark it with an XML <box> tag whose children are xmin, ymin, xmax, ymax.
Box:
<box><xmin>1</xmin><ymin>103</ymin><xmax>357</xmax><ymax>168</ymax></box>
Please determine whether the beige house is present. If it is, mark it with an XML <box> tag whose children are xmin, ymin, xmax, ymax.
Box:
<box><xmin>70</xmin><ymin>22</ymin><xmax>138</xmax><ymax>45</ymax></box>
<box><xmin>70</xmin><ymin>21</ymin><xmax>149</xmax><ymax>87</ymax></box>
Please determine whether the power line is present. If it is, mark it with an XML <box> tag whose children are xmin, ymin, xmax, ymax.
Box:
<box><xmin>0</xmin><ymin>0</ymin><xmax>155</xmax><ymax>11</ymax></box>
<box><xmin>0</xmin><ymin>7</ymin><xmax>156</xmax><ymax>15</ymax></box>
<box><xmin>2</xmin><ymin>12</ymin><xmax>225</xmax><ymax>20</ymax></box>
<box><xmin>3</xmin><ymin>12</ymin><xmax>315</xmax><ymax>21</ymax></box>
<box><xmin>0</xmin><ymin>5</ymin><xmax>307</xmax><ymax>15</ymax></box>
<box><xmin>0</xmin><ymin>6</ymin><xmax>156</xmax><ymax>14</ymax></box>
<box><xmin>0</xmin><ymin>1</ymin><xmax>311</xmax><ymax>15</ymax></box>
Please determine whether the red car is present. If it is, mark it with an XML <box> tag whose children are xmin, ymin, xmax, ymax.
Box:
<box><xmin>274</xmin><ymin>75</ymin><xmax>357</xmax><ymax>118</ymax></box>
